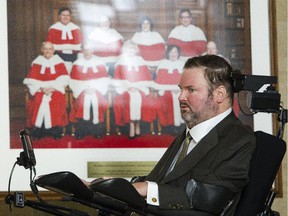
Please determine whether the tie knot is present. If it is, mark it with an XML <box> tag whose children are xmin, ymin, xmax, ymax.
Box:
<box><xmin>185</xmin><ymin>133</ymin><xmax>192</xmax><ymax>144</ymax></box>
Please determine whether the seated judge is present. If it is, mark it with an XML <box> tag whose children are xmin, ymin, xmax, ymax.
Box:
<box><xmin>112</xmin><ymin>40</ymin><xmax>155</xmax><ymax>138</ymax></box>
<box><xmin>154</xmin><ymin>45</ymin><xmax>185</xmax><ymax>134</ymax></box>
<box><xmin>23</xmin><ymin>42</ymin><xmax>69</xmax><ymax>139</ymax></box>
<box><xmin>131</xmin><ymin>55</ymin><xmax>256</xmax><ymax>215</ymax></box>
<box><xmin>202</xmin><ymin>41</ymin><xmax>231</xmax><ymax>64</ymax></box>
<box><xmin>69</xmin><ymin>44</ymin><xmax>110</xmax><ymax>139</ymax></box>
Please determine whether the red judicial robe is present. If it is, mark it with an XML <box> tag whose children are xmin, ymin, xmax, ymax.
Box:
<box><xmin>168</xmin><ymin>25</ymin><xmax>207</xmax><ymax>59</ymax></box>
<box><xmin>112</xmin><ymin>54</ymin><xmax>155</xmax><ymax>126</ymax></box>
<box><xmin>23</xmin><ymin>55</ymin><xmax>69</xmax><ymax>129</ymax></box>
<box><xmin>131</xmin><ymin>31</ymin><xmax>165</xmax><ymax>67</ymax></box>
<box><xmin>69</xmin><ymin>56</ymin><xmax>110</xmax><ymax>124</ymax></box>
<box><xmin>88</xmin><ymin>27</ymin><xmax>123</xmax><ymax>64</ymax></box>
<box><xmin>154</xmin><ymin>59</ymin><xmax>185</xmax><ymax>126</ymax></box>
<box><xmin>46</xmin><ymin>22</ymin><xmax>82</xmax><ymax>54</ymax></box>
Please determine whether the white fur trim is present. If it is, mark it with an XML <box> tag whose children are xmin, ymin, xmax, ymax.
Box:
<box><xmin>35</xmin><ymin>94</ymin><xmax>52</xmax><ymax>129</ymax></box>
<box><xmin>152</xmin><ymin>83</ymin><xmax>179</xmax><ymax>91</ymax></box>
<box><xmin>69</xmin><ymin>77</ymin><xmax>110</xmax><ymax>98</ymax></box>
<box><xmin>115</xmin><ymin>55</ymin><xmax>147</xmax><ymax>67</ymax></box>
<box><xmin>129</xmin><ymin>91</ymin><xmax>142</xmax><ymax>120</ymax></box>
<box><xmin>156</xmin><ymin>59</ymin><xmax>185</xmax><ymax>74</ymax></box>
<box><xmin>24</xmin><ymin>76</ymin><xmax>69</xmax><ymax>95</ymax></box>
<box><xmin>74</xmin><ymin>56</ymin><xmax>106</xmax><ymax>73</ymax></box>
<box><xmin>32</xmin><ymin>55</ymin><xmax>64</xmax><ymax>67</ymax></box>
<box><xmin>112</xmin><ymin>79</ymin><xmax>152</xmax><ymax>95</ymax></box>
<box><xmin>54</xmin><ymin>44</ymin><xmax>81</xmax><ymax>51</ymax></box>
<box><xmin>88</xmin><ymin>28</ymin><xmax>123</xmax><ymax>44</ymax></box>
<box><xmin>131</xmin><ymin>31</ymin><xmax>165</xmax><ymax>45</ymax></box>
<box><xmin>168</xmin><ymin>25</ymin><xmax>207</xmax><ymax>41</ymax></box>
<box><xmin>49</xmin><ymin>22</ymin><xmax>80</xmax><ymax>31</ymax></box>
<box><xmin>83</xmin><ymin>94</ymin><xmax>99</xmax><ymax>124</ymax></box>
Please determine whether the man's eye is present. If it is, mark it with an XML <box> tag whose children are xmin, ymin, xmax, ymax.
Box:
<box><xmin>189</xmin><ymin>88</ymin><xmax>195</xmax><ymax>93</ymax></box>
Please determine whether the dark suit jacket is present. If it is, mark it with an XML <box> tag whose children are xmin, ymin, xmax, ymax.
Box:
<box><xmin>145</xmin><ymin>112</ymin><xmax>256</xmax><ymax>216</ymax></box>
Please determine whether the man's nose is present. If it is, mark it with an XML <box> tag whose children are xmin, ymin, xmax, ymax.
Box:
<box><xmin>178</xmin><ymin>90</ymin><xmax>186</xmax><ymax>101</ymax></box>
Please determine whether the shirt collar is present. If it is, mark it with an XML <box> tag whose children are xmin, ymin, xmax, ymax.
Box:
<box><xmin>186</xmin><ymin>108</ymin><xmax>232</xmax><ymax>143</ymax></box>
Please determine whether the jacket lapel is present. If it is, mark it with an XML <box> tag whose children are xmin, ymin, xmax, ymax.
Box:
<box><xmin>146</xmin><ymin>129</ymin><xmax>186</xmax><ymax>182</ymax></box>
<box><xmin>163</xmin><ymin>128</ymin><xmax>219</xmax><ymax>183</ymax></box>
<box><xmin>162</xmin><ymin>112</ymin><xmax>237</xmax><ymax>183</ymax></box>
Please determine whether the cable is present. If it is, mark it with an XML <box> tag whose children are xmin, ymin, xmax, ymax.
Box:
<box><xmin>29</xmin><ymin>166</ymin><xmax>46</xmax><ymax>203</ymax></box>
<box><xmin>276</xmin><ymin>106</ymin><xmax>287</xmax><ymax>139</ymax></box>
<box><xmin>6</xmin><ymin>161</ymin><xmax>18</xmax><ymax>211</ymax></box>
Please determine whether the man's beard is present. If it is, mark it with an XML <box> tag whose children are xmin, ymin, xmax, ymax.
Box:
<box><xmin>180</xmin><ymin>97</ymin><xmax>218</xmax><ymax>128</ymax></box>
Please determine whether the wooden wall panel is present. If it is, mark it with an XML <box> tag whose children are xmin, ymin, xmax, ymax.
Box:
<box><xmin>8</xmin><ymin>0</ymin><xmax>54</xmax><ymax>84</ymax></box>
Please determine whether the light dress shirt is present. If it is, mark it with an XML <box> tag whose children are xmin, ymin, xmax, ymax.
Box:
<box><xmin>146</xmin><ymin>108</ymin><xmax>232</xmax><ymax>206</ymax></box>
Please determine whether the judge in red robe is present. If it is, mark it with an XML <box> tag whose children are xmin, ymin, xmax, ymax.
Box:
<box><xmin>154</xmin><ymin>45</ymin><xmax>185</xmax><ymax>134</ymax></box>
<box><xmin>112</xmin><ymin>40</ymin><xmax>155</xmax><ymax>138</ymax></box>
<box><xmin>46</xmin><ymin>7</ymin><xmax>82</xmax><ymax>73</ymax></box>
<box><xmin>131</xmin><ymin>16</ymin><xmax>165</xmax><ymax>78</ymax></box>
<box><xmin>23</xmin><ymin>42</ymin><xmax>69</xmax><ymax>139</ymax></box>
<box><xmin>69</xmin><ymin>45</ymin><xmax>110</xmax><ymax>139</ymax></box>
<box><xmin>88</xmin><ymin>16</ymin><xmax>123</xmax><ymax>77</ymax></box>
<box><xmin>168</xmin><ymin>9</ymin><xmax>207</xmax><ymax>61</ymax></box>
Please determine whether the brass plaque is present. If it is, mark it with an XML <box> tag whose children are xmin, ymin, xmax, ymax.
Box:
<box><xmin>87</xmin><ymin>161</ymin><xmax>157</xmax><ymax>178</ymax></box>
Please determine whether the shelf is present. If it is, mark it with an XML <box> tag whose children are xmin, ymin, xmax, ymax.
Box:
<box><xmin>226</xmin><ymin>2</ymin><xmax>244</xmax><ymax>16</ymax></box>
<box><xmin>226</xmin><ymin>17</ymin><xmax>245</xmax><ymax>28</ymax></box>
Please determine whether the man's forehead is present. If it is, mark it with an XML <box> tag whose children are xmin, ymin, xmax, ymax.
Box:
<box><xmin>179</xmin><ymin>68</ymin><xmax>206</xmax><ymax>85</ymax></box>
<box><xmin>44</xmin><ymin>43</ymin><xmax>53</xmax><ymax>48</ymax></box>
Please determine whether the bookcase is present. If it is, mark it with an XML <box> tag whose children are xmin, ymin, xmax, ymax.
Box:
<box><xmin>223</xmin><ymin>0</ymin><xmax>251</xmax><ymax>73</ymax></box>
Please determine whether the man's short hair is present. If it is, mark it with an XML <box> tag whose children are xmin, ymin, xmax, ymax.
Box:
<box><xmin>184</xmin><ymin>55</ymin><xmax>234</xmax><ymax>102</ymax></box>
<box><xmin>179</xmin><ymin>8</ymin><xmax>192</xmax><ymax>18</ymax></box>
<box><xmin>58</xmin><ymin>7</ymin><xmax>71</xmax><ymax>16</ymax></box>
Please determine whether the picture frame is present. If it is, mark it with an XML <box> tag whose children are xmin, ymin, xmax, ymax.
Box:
<box><xmin>268</xmin><ymin>0</ymin><xmax>283</xmax><ymax>197</ymax></box>
<box><xmin>0</xmin><ymin>0</ymin><xmax>282</xmax><ymax>200</ymax></box>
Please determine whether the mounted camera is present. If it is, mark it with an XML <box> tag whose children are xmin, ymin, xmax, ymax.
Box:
<box><xmin>231</xmin><ymin>70</ymin><xmax>281</xmax><ymax>113</ymax></box>
<box><xmin>231</xmin><ymin>70</ymin><xmax>287</xmax><ymax>139</ymax></box>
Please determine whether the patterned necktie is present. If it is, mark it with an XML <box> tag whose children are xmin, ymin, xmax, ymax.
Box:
<box><xmin>175</xmin><ymin>133</ymin><xmax>192</xmax><ymax>166</ymax></box>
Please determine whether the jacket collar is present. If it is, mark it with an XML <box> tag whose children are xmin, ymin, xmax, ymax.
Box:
<box><xmin>162</xmin><ymin>112</ymin><xmax>237</xmax><ymax>183</ymax></box>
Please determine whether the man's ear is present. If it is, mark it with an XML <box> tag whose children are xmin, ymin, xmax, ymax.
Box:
<box><xmin>214</xmin><ymin>85</ymin><xmax>227</xmax><ymax>103</ymax></box>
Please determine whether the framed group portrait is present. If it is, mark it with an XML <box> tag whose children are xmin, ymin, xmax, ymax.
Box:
<box><xmin>0</xmin><ymin>0</ymin><xmax>282</xmax><ymax>198</ymax></box>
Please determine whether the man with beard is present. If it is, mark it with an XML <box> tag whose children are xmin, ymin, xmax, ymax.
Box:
<box><xmin>131</xmin><ymin>55</ymin><xmax>256</xmax><ymax>216</ymax></box>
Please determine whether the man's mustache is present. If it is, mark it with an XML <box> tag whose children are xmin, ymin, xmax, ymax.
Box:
<box><xmin>180</xmin><ymin>101</ymin><xmax>189</xmax><ymax>107</ymax></box>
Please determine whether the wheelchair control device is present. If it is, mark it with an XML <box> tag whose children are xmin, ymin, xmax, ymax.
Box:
<box><xmin>18</xmin><ymin>129</ymin><xmax>36</xmax><ymax>169</ymax></box>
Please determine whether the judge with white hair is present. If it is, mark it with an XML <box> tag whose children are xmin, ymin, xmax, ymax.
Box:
<box><xmin>23</xmin><ymin>42</ymin><xmax>69</xmax><ymax>139</ymax></box>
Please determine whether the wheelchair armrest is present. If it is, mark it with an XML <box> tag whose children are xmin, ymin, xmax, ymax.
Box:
<box><xmin>88</xmin><ymin>178</ymin><xmax>146</xmax><ymax>209</ymax></box>
<box><xmin>35</xmin><ymin>171</ymin><xmax>94</xmax><ymax>201</ymax></box>
<box><xmin>35</xmin><ymin>171</ymin><xmax>147</xmax><ymax>215</ymax></box>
